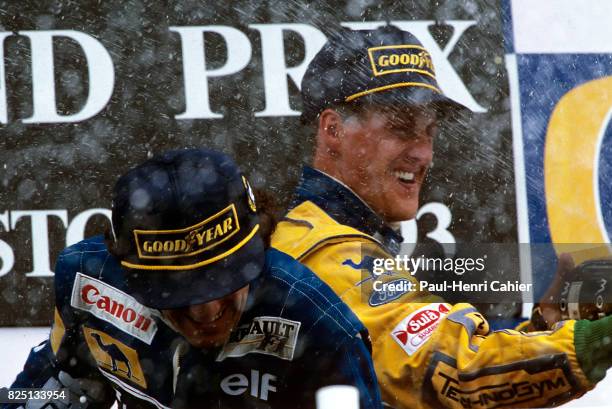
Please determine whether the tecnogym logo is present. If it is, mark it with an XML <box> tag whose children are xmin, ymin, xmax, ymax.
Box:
<box><xmin>426</xmin><ymin>355</ymin><xmax>573</xmax><ymax>408</ymax></box>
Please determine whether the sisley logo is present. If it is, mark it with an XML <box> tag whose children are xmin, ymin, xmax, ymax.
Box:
<box><xmin>71</xmin><ymin>273</ymin><xmax>158</xmax><ymax>344</ymax></box>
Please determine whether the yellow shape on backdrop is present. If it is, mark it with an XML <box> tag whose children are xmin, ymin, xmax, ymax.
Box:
<box><xmin>544</xmin><ymin>76</ymin><xmax>612</xmax><ymax>263</ymax></box>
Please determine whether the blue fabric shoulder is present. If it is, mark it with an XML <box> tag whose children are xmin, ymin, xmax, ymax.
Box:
<box><xmin>263</xmin><ymin>248</ymin><xmax>366</xmax><ymax>340</ymax></box>
<box><xmin>53</xmin><ymin>235</ymin><xmax>117</xmax><ymax>310</ymax></box>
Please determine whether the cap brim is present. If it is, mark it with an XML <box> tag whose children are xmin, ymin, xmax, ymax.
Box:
<box><xmin>359</xmin><ymin>85</ymin><xmax>470</xmax><ymax>120</ymax></box>
<box><xmin>123</xmin><ymin>235</ymin><xmax>265</xmax><ymax>310</ymax></box>
<box><xmin>301</xmin><ymin>85</ymin><xmax>471</xmax><ymax>124</ymax></box>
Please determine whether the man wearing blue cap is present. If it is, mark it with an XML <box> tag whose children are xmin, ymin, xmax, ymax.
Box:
<box><xmin>272</xmin><ymin>26</ymin><xmax>612</xmax><ymax>408</ymax></box>
<box><xmin>7</xmin><ymin>149</ymin><xmax>382</xmax><ymax>409</ymax></box>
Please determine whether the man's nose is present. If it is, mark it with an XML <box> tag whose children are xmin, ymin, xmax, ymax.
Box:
<box><xmin>187</xmin><ymin>300</ymin><xmax>223</xmax><ymax>323</ymax></box>
<box><xmin>402</xmin><ymin>139</ymin><xmax>433</xmax><ymax>165</ymax></box>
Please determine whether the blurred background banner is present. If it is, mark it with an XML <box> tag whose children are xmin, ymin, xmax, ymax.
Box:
<box><xmin>503</xmin><ymin>0</ymin><xmax>612</xmax><ymax>305</ymax></box>
<box><xmin>0</xmin><ymin>1</ymin><xmax>513</xmax><ymax>326</ymax></box>
<box><xmin>1</xmin><ymin>0</ymin><xmax>611</xmax><ymax>327</ymax></box>
<box><xmin>2</xmin><ymin>2</ymin><xmax>611</xmax><ymax>404</ymax></box>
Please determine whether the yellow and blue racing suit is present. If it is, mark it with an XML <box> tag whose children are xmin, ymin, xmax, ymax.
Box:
<box><xmin>272</xmin><ymin>166</ymin><xmax>597</xmax><ymax>409</ymax></box>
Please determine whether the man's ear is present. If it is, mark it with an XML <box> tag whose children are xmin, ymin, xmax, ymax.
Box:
<box><xmin>317</xmin><ymin>108</ymin><xmax>343</xmax><ymax>152</ymax></box>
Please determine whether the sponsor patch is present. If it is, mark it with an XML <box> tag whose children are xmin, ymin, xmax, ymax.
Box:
<box><xmin>369</xmin><ymin>278</ymin><xmax>411</xmax><ymax>306</ymax></box>
<box><xmin>133</xmin><ymin>203</ymin><xmax>240</xmax><ymax>260</ymax></box>
<box><xmin>83</xmin><ymin>327</ymin><xmax>147</xmax><ymax>388</ymax></box>
<box><xmin>217</xmin><ymin>316</ymin><xmax>301</xmax><ymax>361</ymax></box>
<box><xmin>367</xmin><ymin>45</ymin><xmax>436</xmax><ymax>78</ymax></box>
<box><xmin>391</xmin><ymin>303</ymin><xmax>450</xmax><ymax>356</ymax></box>
<box><xmin>220</xmin><ymin>370</ymin><xmax>277</xmax><ymax>401</ymax></box>
<box><xmin>343</xmin><ymin>256</ymin><xmax>395</xmax><ymax>287</ymax></box>
<box><xmin>430</xmin><ymin>358</ymin><xmax>572</xmax><ymax>408</ymax></box>
<box><xmin>71</xmin><ymin>273</ymin><xmax>158</xmax><ymax>344</ymax></box>
<box><xmin>50</xmin><ymin>308</ymin><xmax>65</xmax><ymax>355</ymax></box>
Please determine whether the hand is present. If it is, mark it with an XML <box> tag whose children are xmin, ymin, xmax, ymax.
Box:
<box><xmin>529</xmin><ymin>253</ymin><xmax>575</xmax><ymax>331</ymax></box>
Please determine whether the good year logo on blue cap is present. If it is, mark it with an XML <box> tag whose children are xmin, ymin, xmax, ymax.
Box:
<box><xmin>133</xmin><ymin>204</ymin><xmax>241</xmax><ymax>261</ymax></box>
<box><xmin>367</xmin><ymin>45</ymin><xmax>436</xmax><ymax>78</ymax></box>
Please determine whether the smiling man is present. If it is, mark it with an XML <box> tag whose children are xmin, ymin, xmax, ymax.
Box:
<box><xmin>272</xmin><ymin>26</ymin><xmax>612</xmax><ymax>408</ymax></box>
<box><xmin>313</xmin><ymin>104</ymin><xmax>436</xmax><ymax>223</ymax></box>
<box><xmin>6</xmin><ymin>149</ymin><xmax>382</xmax><ymax>409</ymax></box>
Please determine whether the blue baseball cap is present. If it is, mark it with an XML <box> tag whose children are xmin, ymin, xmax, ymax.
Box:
<box><xmin>300</xmin><ymin>25</ymin><xmax>468</xmax><ymax>123</ymax></box>
<box><xmin>111</xmin><ymin>148</ymin><xmax>263</xmax><ymax>309</ymax></box>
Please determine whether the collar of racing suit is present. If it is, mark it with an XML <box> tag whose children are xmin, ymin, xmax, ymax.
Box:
<box><xmin>290</xmin><ymin>166</ymin><xmax>404</xmax><ymax>256</ymax></box>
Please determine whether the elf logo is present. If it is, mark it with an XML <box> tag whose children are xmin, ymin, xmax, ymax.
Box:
<box><xmin>220</xmin><ymin>370</ymin><xmax>277</xmax><ymax>401</ymax></box>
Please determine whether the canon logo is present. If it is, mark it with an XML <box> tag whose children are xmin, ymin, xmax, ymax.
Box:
<box><xmin>71</xmin><ymin>273</ymin><xmax>158</xmax><ymax>344</ymax></box>
<box><xmin>81</xmin><ymin>284</ymin><xmax>152</xmax><ymax>332</ymax></box>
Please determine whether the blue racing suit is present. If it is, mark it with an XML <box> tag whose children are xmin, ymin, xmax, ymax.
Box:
<box><xmin>7</xmin><ymin>235</ymin><xmax>382</xmax><ymax>409</ymax></box>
